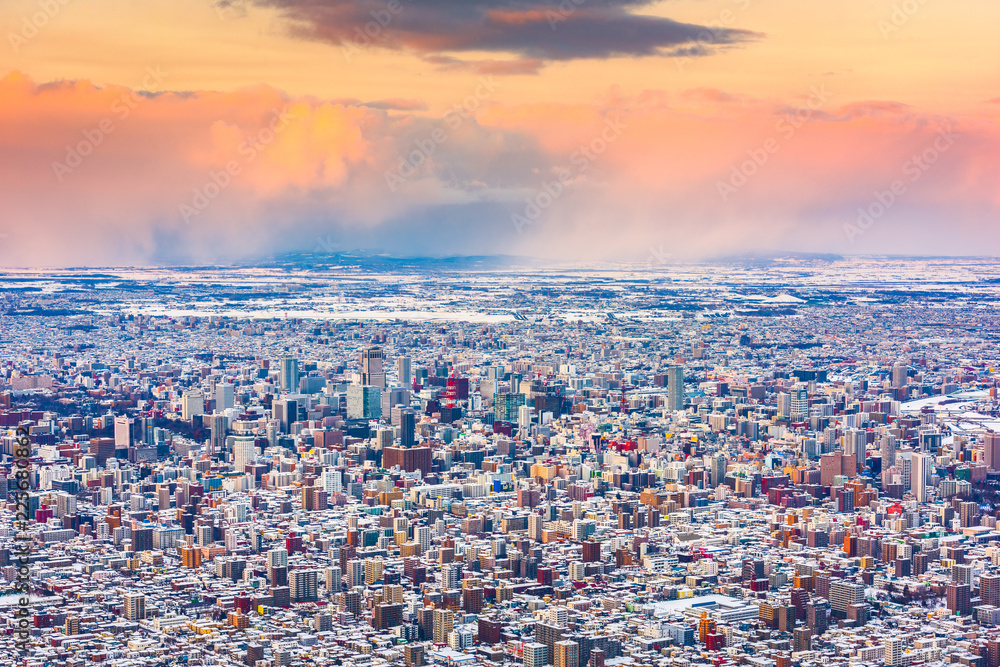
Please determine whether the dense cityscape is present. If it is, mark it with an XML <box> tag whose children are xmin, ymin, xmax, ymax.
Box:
<box><xmin>5</xmin><ymin>256</ymin><xmax>1000</xmax><ymax>667</ymax></box>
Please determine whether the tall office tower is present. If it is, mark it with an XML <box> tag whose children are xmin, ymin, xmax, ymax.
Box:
<box><xmin>528</xmin><ymin>514</ymin><xmax>544</xmax><ymax>541</ymax></box>
<box><xmin>911</xmin><ymin>452</ymin><xmax>931</xmax><ymax>502</ymax></box>
<box><xmin>182</xmin><ymin>389</ymin><xmax>204</xmax><ymax>420</ymax></box>
<box><xmin>233</xmin><ymin>436</ymin><xmax>256</xmax><ymax>474</ymax></box>
<box><xmin>710</xmin><ymin>453</ymin><xmax>727</xmax><ymax>488</ymax></box>
<box><xmin>401</xmin><ymin>410</ymin><xmax>416</xmax><ymax>447</ymax></box>
<box><xmin>948</xmin><ymin>582</ymin><xmax>972</xmax><ymax>615</ymax></box>
<box><xmin>376</xmin><ymin>427</ymin><xmax>395</xmax><ymax>450</ymax></box>
<box><xmin>892</xmin><ymin>363</ymin><xmax>908</xmax><ymax>388</ymax></box>
<box><xmin>518</xmin><ymin>404</ymin><xmax>532</xmax><ymax>430</ymax></box>
<box><xmin>774</xmin><ymin>393</ymin><xmax>789</xmax><ymax>421</ymax></box>
<box><xmin>555</xmin><ymin>641</ymin><xmax>579</xmax><ymax>667</ymax></box>
<box><xmin>280</xmin><ymin>356</ymin><xmax>299</xmax><ymax>392</ymax></box>
<box><xmin>289</xmin><ymin>569</ymin><xmax>319</xmax><ymax>602</ymax></box>
<box><xmin>123</xmin><ymin>592</ymin><xmax>145</xmax><ymax>621</ymax></box>
<box><xmin>361</xmin><ymin>346</ymin><xmax>386</xmax><ymax>389</ymax></box>
<box><xmin>273</xmin><ymin>398</ymin><xmax>298</xmax><ymax>433</ymax></box>
<box><xmin>881</xmin><ymin>435</ymin><xmax>897</xmax><ymax>488</ymax></box>
<box><xmin>347</xmin><ymin>386</ymin><xmax>382</xmax><ymax>420</ymax></box>
<box><xmin>986</xmin><ymin>432</ymin><xmax>1000</xmax><ymax>471</ymax></box>
<box><xmin>495</xmin><ymin>392</ymin><xmax>526</xmax><ymax>423</ymax></box>
<box><xmin>918</xmin><ymin>429</ymin><xmax>942</xmax><ymax>453</ymax></box>
<box><xmin>895</xmin><ymin>451</ymin><xmax>912</xmax><ymax>491</ymax></box>
<box><xmin>216</xmin><ymin>383</ymin><xmax>235</xmax><ymax>410</ymax></box>
<box><xmin>843</xmin><ymin>429</ymin><xmax>866</xmax><ymax>472</ymax></box>
<box><xmin>790</xmin><ymin>385</ymin><xmax>809</xmax><ymax>422</ymax></box>
<box><xmin>114</xmin><ymin>416</ymin><xmax>133</xmax><ymax>448</ymax></box>
<box><xmin>433</xmin><ymin>609</ymin><xmax>454</xmax><ymax>644</ymax></box>
<box><xmin>210</xmin><ymin>413</ymin><xmax>228</xmax><ymax>457</ymax></box>
<box><xmin>397</xmin><ymin>355</ymin><xmax>412</xmax><ymax>388</ymax></box>
<box><xmin>666</xmin><ymin>366</ymin><xmax>684</xmax><ymax>412</ymax></box>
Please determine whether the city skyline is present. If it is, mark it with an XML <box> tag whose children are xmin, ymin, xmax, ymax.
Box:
<box><xmin>1</xmin><ymin>1</ymin><xmax>1000</xmax><ymax>265</ymax></box>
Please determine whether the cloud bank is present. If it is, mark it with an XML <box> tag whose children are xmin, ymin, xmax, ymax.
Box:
<box><xmin>2</xmin><ymin>71</ymin><xmax>1000</xmax><ymax>266</ymax></box>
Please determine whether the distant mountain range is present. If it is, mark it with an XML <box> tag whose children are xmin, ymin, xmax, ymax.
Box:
<box><xmin>249</xmin><ymin>251</ymin><xmax>538</xmax><ymax>271</ymax></box>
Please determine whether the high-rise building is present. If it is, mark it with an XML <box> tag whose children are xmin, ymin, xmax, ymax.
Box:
<box><xmin>397</xmin><ymin>355</ymin><xmax>412</xmax><ymax>387</ymax></box>
<box><xmin>233</xmin><ymin>436</ymin><xmax>256</xmax><ymax>474</ymax></box>
<box><xmin>123</xmin><ymin>592</ymin><xmax>145</xmax><ymax>621</ymax></box>
<box><xmin>892</xmin><ymin>363</ymin><xmax>908</xmax><ymax>388</ymax></box>
<box><xmin>885</xmin><ymin>637</ymin><xmax>904</xmax><ymax>666</ymax></box>
<box><xmin>524</xmin><ymin>643</ymin><xmax>548</xmax><ymax>667</ymax></box>
<box><xmin>289</xmin><ymin>569</ymin><xmax>319</xmax><ymax>602</ymax></box>
<box><xmin>947</xmin><ymin>582</ymin><xmax>972</xmax><ymax>616</ymax></box>
<box><xmin>267</xmin><ymin>548</ymin><xmax>288</xmax><ymax>569</ymax></box>
<box><xmin>400</xmin><ymin>409</ymin><xmax>416</xmax><ymax>447</ymax></box>
<box><xmin>216</xmin><ymin>382</ymin><xmax>235</xmax><ymax>410</ymax></box>
<box><xmin>982</xmin><ymin>573</ymin><xmax>1000</xmax><ymax>607</ymax></box>
<box><xmin>209</xmin><ymin>413</ymin><xmax>228</xmax><ymax>457</ymax></box>
<box><xmin>374</xmin><ymin>602</ymin><xmax>404</xmax><ymax>630</ymax></box>
<box><xmin>280</xmin><ymin>356</ymin><xmax>299</xmax><ymax>392</ymax></box>
<box><xmin>911</xmin><ymin>452</ymin><xmax>931</xmax><ymax>502</ymax></box>
<box><xmin>114</xmin><ymin>416</ymin><xmax>133</xmax><ymax>448</ymax></box>
<box><xmin>182</xmin><ymin>389</ymin><xmax>204</xmax><ymax>420</ymax></box>
<box><xmin>495</xmin><ymin>392</ymin><xmax>526</xmax><ymax>423</ymax></box>
<box><xmin>555</xmin><ymin>641</ymin><xmax>579</xmax><ymax>667</ymax></box>
<box><xmin>710</xmin><ymin>453</ymin><xmax>727</xmax><ymax>487</ymax></box>
<box><xmin>666</xmin><ymin>366</ymin><xmax>684</xmax><ymax>412</ymax></box>
<box><xmin>843</xmin><ymin>429</ymin><xmax>866</xmax><ymax>472</ymax></box>
<box><xmin>347</xmin><ymin>385</ymin><xmax>382</xmax><ymax>420</ymax></box>
<box><xmin>347</xmin><ymin>559</ymin><xmax>365</xmax><ymax>587</ymax></box>
<box><xmin>829</xmin><ymin>580</ymin><xmax>865</xmax><ymax>616</ymax></box>
<box><xmin>790</xmin><ymin>385</ymin><xmax>808</xmax><ymax>422</ymax></box>
<box><xmin>361</xmin><ymin>347</ymin><xmax>386</xmax><ymax>389</ymax></box>
<box><xmin>433</xmin><ymin>608</ymin><xmax>454</xmax><ymax>644</ymax></box>
<box><xmin>365</xmin><ymin>558</ymin><xmax>384</xmax><ymax>585</ymax></box>
<box><xmin>273</xmin><ymin>398</ymin><xmax>298</xmax><ymax>433</ymax></box>
<box><xmin>986</xmin><ymin>432</ymin><xmax>1000</xmax><ymax>471</ymax></box>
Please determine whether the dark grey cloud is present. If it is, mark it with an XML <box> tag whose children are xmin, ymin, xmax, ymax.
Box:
<box><xmin>245</xmin><ymin>0</ymin><xmax>760</xmax><ymax>63</ymax></box>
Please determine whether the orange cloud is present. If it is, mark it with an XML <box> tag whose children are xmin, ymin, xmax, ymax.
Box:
<box><xmin>1</xmin><ymin>71</ymin><xmax>1000</xmax><ymax>266</ymax></box>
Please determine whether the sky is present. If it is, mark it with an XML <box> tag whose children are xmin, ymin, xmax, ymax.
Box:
<box><xmin>1</xmin><ymin>0</ymin><xmax>999</xmax><ymax>266</ymax></box>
